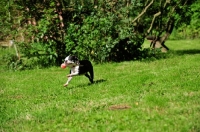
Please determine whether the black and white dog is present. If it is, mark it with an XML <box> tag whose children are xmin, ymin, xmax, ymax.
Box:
<box><xmin>63</xmin><ymin>55</ymin><xmax>94</xmax><ymax>87</ymax></box>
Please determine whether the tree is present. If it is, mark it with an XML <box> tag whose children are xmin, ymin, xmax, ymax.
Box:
<box><xmin>0</xmin><ymin>0</ymin><xmax>14</xmax><ymax>40</ymax></box>
<box><xmin>142</xmin><ymin>0</ymin><xmax>196</xmax><ymax>51</ymax></box>
<box><xmin>1</xmin><ymin>0</ymin><xmax>198</xmax><ymax>68</ymax></box>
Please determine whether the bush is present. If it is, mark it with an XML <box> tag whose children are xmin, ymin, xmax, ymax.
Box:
<box><xmin>65</xmin><ymin>11</ymin><xmax>144</xmax><ymax>63</ymax></box>
<box><xmin>17</xmin><ymin>41</ymin><xmax>58</xmax><ymax>68</ymax></box>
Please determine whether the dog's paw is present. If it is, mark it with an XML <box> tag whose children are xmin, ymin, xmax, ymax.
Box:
<box><xmin>67</xmin><ymin>74</ymin><xmax>71</xmax><ymax>77</ymax></box>
<box><xmin>63</xmin><ymin>83</ymin><xmax>68</xmax><ymax>87</ymax></box>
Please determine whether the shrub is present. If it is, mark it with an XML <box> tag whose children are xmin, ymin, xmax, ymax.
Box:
<box><xmin>65</xmin><ymin>11</ymin><xmax>144</xmax><ymax>63</ymax></box>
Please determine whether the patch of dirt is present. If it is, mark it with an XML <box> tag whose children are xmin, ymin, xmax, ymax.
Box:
<box><xmin>109</xmin><ymin>104</ymin><xmax>131</xmax><ymax>110</ymax></box>
<box><xmin>8</xmin><ymin>95</ymin><xmax>24</xmax><ymax>99</ymax></box>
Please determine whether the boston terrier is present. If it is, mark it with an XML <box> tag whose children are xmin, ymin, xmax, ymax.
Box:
<box><xmin>63</xmin><ymin>55</ymin><xmax>94</xmax><ymax>87</ymax></box>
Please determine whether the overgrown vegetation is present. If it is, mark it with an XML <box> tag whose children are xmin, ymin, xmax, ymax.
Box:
<box><xmin>170</xmin><ymin>0</ymin><xmax>200</xmax><ymax>39</ymax></box>
<box><xmin>0</xmin><ymin>0</ymin><xmax>199</xmax><ymax>68</ymax></box>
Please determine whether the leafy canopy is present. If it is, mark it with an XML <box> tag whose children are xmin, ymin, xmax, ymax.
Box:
<box><xmin>0</xmin><ymin>0</ymin><xmax>198</xmax><ymax>69</ymax></box>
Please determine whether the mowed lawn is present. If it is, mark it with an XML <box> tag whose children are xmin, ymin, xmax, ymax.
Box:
<box><xmin>0</xmin><ymin>40</ymin><xmax>200</xmax><ymax>132</ymax></box>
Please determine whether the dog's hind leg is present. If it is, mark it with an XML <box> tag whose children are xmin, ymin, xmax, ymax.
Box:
<box><xmin>89</xmin><ymin>68</ymin><xmax>94</xmax><ymax>83</ymax></box>
<box><xmin>85</xmin><ymin>73</ymin><xmax>93</xmax><ymax>83</ymax></box>
<box><xmin>88</xmin><ymin>63</ymin><xmax>94</xmax><ymax>83</ymax></box>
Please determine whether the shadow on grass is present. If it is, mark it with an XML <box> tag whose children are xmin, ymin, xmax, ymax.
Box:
<box><xmin>142</xmin><ymin>48</ymin><xmax>200</xmax><ymax>62</ymax></box>
<box><xmin>93</xmin><ymin>79</ymin><xmax>107</xmax><ymax>84</ymax></box>
<box><xmin>67</xmin><ymin>79</ymin><xmax>107</xmax><ymax>89</ymax></box>
<box><xmin>174</xmin><ymin>49</ymin><xmax>200</xmax><ymax>55</ymax></box>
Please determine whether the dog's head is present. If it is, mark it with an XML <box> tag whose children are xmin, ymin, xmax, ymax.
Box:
<box><xmin>64</xmin><ymin>55</ymin><xmax>79</xmax><ymax>67</ymax></box>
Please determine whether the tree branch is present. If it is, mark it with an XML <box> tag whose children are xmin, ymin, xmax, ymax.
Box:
<box><xmin>163</xmin><ymin>0</ymin><xmax>170</xmax><ymax>8</ymax></box>
<box><xmin>147</xmin><ymin>11</ymin><xmax>161</xmax><ymax>33</ymax></box>
<box><xmin>132</xmin><ymin>0</ymin><xmax>154</xmax><ymax>23</ymax></box>
<box><xmin>145</xmin><ymin>0</ymin><xmax>150</xmax><ymax>6</ymax></box>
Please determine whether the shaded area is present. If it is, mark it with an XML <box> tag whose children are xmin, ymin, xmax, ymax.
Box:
<box><xmin>108</xmin><ymin>37</ymin><xmax>144</xmax><ymax>62</ymax></box>
<box><xmin>93</xmin><ymin>79</ymin><xmax>107</xmax><ymax>84</ymax></box>
<box><xmin>174</xmin><ymin>49</ymin><xmax>200</xmax><ymax>55</ymax></box>
<box><xmin>67</xmin><ymin>79</ymin><xmax>107</xmax><ymax>89</ymax></box>
<box><xmin>141</xmin><ymin>48</ymin><xmax>200</xmax><ymax>62</ymax></box>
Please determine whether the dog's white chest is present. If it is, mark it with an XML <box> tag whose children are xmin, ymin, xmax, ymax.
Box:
<box><xmin>70</xmin><ymin>66</ymin><xmax>79</xmax><ymax>74</ymax></box>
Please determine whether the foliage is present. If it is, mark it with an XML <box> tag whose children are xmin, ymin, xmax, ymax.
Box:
<box><xmin>170</xmin><ymin>0</ymin><xmax>200</xmax><ymax>39</ymax></box>
<box><xmin>0</xmin><ymin>0</ymin><xmax>198</xmax><ymax>68</ymax></box>
<box><xmin>0</xmin><ymin>0</ymin><xmax>16</xmax><ymax>40</ymax></box>
<box><xmin>65</xmin><ymin>8</ymin><xmax>144</xmax><ymax>62</ymax></box>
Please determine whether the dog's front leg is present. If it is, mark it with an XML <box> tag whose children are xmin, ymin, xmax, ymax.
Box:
<box><xmin>67</xmin><ymin>71</ymin><xmax>79</xmax><ymax>77</ymax></box>
<box><xmin>64</xmin><ymin>69</ymin><xmax>79</xmax><ymax>87</ymax></box>
<box><xmin>63</xmin><ymin>76</ymin><xmax>73</xmax><ymax>87</ymax></box>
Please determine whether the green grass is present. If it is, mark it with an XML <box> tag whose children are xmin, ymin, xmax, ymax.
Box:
<box><xmin>1</xmin><ymin>39</ymin><xmax>200</xmax><ymax>132</ymax></box>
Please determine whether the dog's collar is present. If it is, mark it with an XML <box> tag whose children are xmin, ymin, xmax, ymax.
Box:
<box><xmin>72</xmin><ymin>64</ymin><xmax>79</xmax><ymax>67</ymax></box>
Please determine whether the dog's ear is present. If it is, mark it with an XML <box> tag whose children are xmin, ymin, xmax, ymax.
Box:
<box><xmin>74</xmin><ymin>56</ymin><xmax>79</xmax><ymax>61</ymax></box>
<box><xmin>67</xmin><ymin>55</ymin><xmax>73</xmax><ymax>61</ymax></box>
<box><xmin>72</xmin><ymin>56</ymin><xmax>79</xmax><ymax>64</ymax></box>
<box><xmin>64</xmin><ymin>56</ymin><xmax>69</xmax><ymax>62</ymax></box>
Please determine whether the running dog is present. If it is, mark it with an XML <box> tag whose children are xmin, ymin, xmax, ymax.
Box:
<box><xmin>62</xmin><ymin>55</ymin><xmax>94</xmax><ymax>87</ymax></box>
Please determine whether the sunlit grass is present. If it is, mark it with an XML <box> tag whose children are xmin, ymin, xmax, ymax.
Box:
<box><xmin>0</xmin><ymin>39</ymin><xmax>200</xmax><ymax>132</ymax></box>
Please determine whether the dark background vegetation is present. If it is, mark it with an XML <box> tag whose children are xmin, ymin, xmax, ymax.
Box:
<box><xmin>0</xmin><ymin>0</ymin><xmax>199</xmax><ymax>69</ymax></box>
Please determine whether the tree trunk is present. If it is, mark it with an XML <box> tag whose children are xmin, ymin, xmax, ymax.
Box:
<box><xmin>146</xmin><ymin>20</ymin><xmax>174</xmax><ymax>52</ymax></box>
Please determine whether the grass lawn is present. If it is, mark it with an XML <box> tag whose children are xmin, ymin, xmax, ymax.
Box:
<box><xmin>0</xmin><ymin>39</ymin><xmax>200</xmax><ymax>132</ymax></box>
